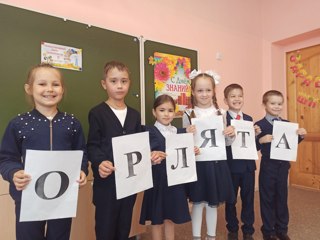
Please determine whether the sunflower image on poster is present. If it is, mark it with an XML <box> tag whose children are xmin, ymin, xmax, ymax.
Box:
<box><xmin>149</xmin><ymin>52</ymin><xmax>191</xmax><ymax>117</ymax></box>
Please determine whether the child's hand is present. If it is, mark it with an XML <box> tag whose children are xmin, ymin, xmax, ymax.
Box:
<box><xmin>13</xmin><ymin>170</ymin><xmax>31</xmax><ymax>191</ymax></box>
<box><xmin>259</xmin><ymin>134</ymin><xmax>273</xmax><ymax>144</ymax></box>
<box><xmin>186</xmin><ymin>125</ymin><xmax>196</xmax><ymax>134</ymax></box>
<box><xmin>254</xmin><ymin>125</ymin><xmax>261</xmax><ymax>136</ymax></box>
<box><xmin>99</xmin><ymin>160</ymin><xmax>115</xmax><ymax>178</ymax></box>
<box><xmin>151</xmin><ymin>151</ymin><xmax>166</xmax><ymax>164</ymax></box>
<box><xmin>297</xmin><ymin>128</ymin><xmax>307</xmax><ymax>137</ymax></box>
<box><xmin>223</xmin><ymin>126</ymin><xmax>235</xmax><ymax>137</ymax></box>
<box><xmin>194</xmin><ymin>146</ymin><xmax>200</xmax><ymax>156</ymax></box>
<box><xmin>77</xmin><ymin>170</ymin><xmax>87</xmax><ymax>187</ymax></box>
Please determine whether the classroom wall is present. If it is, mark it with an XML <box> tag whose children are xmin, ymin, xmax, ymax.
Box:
<box><xmin>1</xmin><ymin>0</ymin><xmax>320</xmax><ymax>118</ymax></box>
<box><xmin>261</xmin><ymin>0</ymin><xmax>320</xmax><ymax>118</ymax></box>
<box><xmin>0</xmin><ymin>0</ymin><xmax>264</xmax><ymax>119</ymax></box>
<box><xmin>1</xmin><ymin>0</ymin><xmax>320</xmax><ymax>195</ymax></box>
<box><xmin>1</xmin><ymin>0</ymin><xmax>319</xmax><ymax>238</ymax></box>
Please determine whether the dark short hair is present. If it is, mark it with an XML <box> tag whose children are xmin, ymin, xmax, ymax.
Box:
<box><xmin>262</xmin><ymin>90</ymin><xmax>284</xmax><ymax>104</ymax></box>
<box><xmin>103</xmin><ymin>61</ymin><xmax>130</xmax><ymax>79</ymax></box>
<box><xmin>153</xmin><ymin>94</ymin><xmax>176</xmax><ymax>110</ymax></box>
<box><xmin>223</xmin><ymin>83</ymin><xmax>243</xmax><ymax>98</ymax></box>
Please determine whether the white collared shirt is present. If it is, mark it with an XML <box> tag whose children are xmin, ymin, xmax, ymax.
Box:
<box><xmin>228</xmin><ymin>110</ymin><xmax>243</xmax><ymax>120</ymax></box>
<box><xmin>154</xmin><ymin>121</ymin><xmax>177</xmax><ymax>137</ymax></box>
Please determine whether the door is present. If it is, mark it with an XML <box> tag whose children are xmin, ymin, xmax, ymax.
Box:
<box><xmin>286</xmin><ymin>45</ymin><xmax>320</xmax><ymax>190</ymax></box>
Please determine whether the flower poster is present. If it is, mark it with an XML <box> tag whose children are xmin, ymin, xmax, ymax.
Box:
<box><xmin>149</xmin><ymin>52</ymin><xmax>191</xmax><ymax>117</ymax></box>
<box><xmin>41</xmin><ymin>42</ymin><xmax>82</xmax><ymax>71</ymax></box>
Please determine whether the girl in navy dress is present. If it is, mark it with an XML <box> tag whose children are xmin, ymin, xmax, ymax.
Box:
<box><xmin>183</xmin><ymin>70</ymin><xmax>236</xmax><ymax>240</ymax></box>
<box><xmin>0</xmin><ymin>63</ymin><xmax>88</xmax><ymax>240</ymax></box>
<box><xmin>140</xmin><ymin>94</ymin><xmax>198</xmax><ymax>240</ymax></box>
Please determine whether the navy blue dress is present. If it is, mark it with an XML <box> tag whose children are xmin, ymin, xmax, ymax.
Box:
<box><xmin>188</xmin><ymin>160</ymin><xmax>235</xmax><ymax>206</ymax></box>
<box><xmin>183</xmin><ymin>110</ymin><xmax>235</xmax><ymax>206</ymax></box>
<box><xmin>139</xmin><ymin>126</ymin><xmax>191</xmax><ymax>225</ymax></box>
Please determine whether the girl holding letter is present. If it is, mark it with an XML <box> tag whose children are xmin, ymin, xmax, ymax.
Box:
<box><xmin>0</xmin><ymin>63</ymin><xmax>88</xmax><ymax>240</ymax></box>
<box><xmin>183</xmin><ymin>70</ymin><xmax>235</xmax><ymax>240</ymax></box>
<box><xmin>140</xmin><ymin>94</ymin><xmax>199</xmax><ymax>240</ymax></box>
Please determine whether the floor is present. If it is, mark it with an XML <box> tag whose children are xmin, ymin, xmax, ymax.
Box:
<box><xmin>138</xmin><ymin>186</ymin><xmax>320</xmax><ymax>239</ymax></box>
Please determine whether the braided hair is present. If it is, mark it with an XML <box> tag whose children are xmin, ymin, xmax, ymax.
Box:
<box><xmin>189</xmin><ymin>73</ymin><xmax>222</xmax><ymax>120</ymax></box>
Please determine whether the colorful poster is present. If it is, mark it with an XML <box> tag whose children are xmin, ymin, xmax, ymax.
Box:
<box><xmin>41</xmin><ymin>42</ymin><xmax>82</xmax><ymax>71</ymax></box>
<box><xmin>149</xmin><ymin>52</ymin><xmax>191</xmax><ymax>117</ymax></box>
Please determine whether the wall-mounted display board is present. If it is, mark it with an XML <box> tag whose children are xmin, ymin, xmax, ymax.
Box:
<box><xmin>0</xmin><ymin>3</ymin><xmax>141</xmax><ymax>139</ymax></box>
<box><xmin>144</xmin><ymin>40</ymin><xmax>198</xmax><ymax>127</ymax></box>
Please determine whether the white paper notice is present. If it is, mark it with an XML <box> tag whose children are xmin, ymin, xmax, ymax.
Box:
<box><xmin>166</xmin><ymin>133</ymin><xmax>197</xmax><ymax>186</ymax></box>
<box><xmin>112</xmin><ymin>132</ymin><xmax>153</xmax><ymax>199</ymax></box>
<box><xmin>20</xmin><ymin>150</ymin><xmax>83</xmax><ymax>222</ymax></box>
<box><xmin>191</xmin><ymin>115</ymin><xmax>227</xmax><ymax>161</ymax></box>
<box><xmin>231</xmin><ymin>120</ymin><xmax>258</xmax><ymax>160</ymax></box>
<box><xmin>270</xmin><ymin>121</ymin><xmax>299</xmax><ymax>161</ymax></box>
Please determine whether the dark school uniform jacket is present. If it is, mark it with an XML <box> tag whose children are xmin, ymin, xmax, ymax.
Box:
<box><xmin>226</xmin><ymin>111</ymin><xmax>256</xmax><ymax>173</ymax></box>
<box><xmin>0</xmin><ymin>109</ymin><xmax>88</xmax><ymax>201</ymax></box>
<box><xmin>87</xmin><ymin>102</ymin><xmax>141</xmax><ymax>189</ymax></box>
<box><xmin>255</xmin><ymin>117</ymin><xmax>304</xmax><ymax>163</ymax></box>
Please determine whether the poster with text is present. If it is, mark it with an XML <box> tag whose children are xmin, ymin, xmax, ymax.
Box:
<box><xmin>41</xmin><ymin>42</ymin><xmax>82</xmax><ymax>71</ymax></box>
<box><xmin>20</xmin><ymin>150</ymin><xmax>83</xmax><ymax>222</ymax></box>
<box><xmin>149</xmin><ymin>52</ymin><xmax>191</xmax><ymax>117</ymax></box>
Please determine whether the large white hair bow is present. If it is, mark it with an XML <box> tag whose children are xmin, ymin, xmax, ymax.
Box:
<box><xmin>189</xmin><ymin>69</ymin><xmax>221</xmax><ymax>84</ymax></box>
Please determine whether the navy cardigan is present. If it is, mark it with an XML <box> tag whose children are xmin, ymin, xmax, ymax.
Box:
<box><xmin>87</xmin><ymin>102</ymin><xmax>141</xmax><ymax>188</ymax></box>
<box><xmin>0</xmin><ymin>109</ymin><xmax>88</xmax><ymax>201</ymax></box>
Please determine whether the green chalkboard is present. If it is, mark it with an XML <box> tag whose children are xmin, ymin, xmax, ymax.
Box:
<box><xmin>144</xmin><ymin>40</ymin><xmax>198</xmax><ymax>127</ymax></box>
<box><xmin>0</xmin><ymin>4</ymin><xmax>141</xmax><ymax>139</ymax></box>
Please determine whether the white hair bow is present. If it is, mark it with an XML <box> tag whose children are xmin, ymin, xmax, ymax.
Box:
<box><xmin>189</xmin><ymin>69</ymin><xmax>221</xmax><ymax>84</ymax></box>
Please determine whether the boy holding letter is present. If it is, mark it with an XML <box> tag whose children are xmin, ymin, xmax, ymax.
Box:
<box><xmin>255</xmin><ymin>90</ymin><xmax>306</xmax><ymax>240</ymax></box>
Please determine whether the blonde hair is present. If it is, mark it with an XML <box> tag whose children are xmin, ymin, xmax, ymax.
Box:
<box><xmin>26</xmin><ymin>63</ymin><xmax>64</xmax><ymax>87</ymax></box>
<box><xmin>25</xmin><ymin>63</ymin><xmax>64</xmax><ymax>105</ymax></box>
<box><xmin>189</xmin><ymin>73</ymin><xmax>221</xmax><ymax>118</ymax></box>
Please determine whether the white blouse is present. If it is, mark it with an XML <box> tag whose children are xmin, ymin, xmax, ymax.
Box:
<box><xmin>154</xmin><ymin>121</ymin><xmax>177</xmax><ymax>137</ymax></box>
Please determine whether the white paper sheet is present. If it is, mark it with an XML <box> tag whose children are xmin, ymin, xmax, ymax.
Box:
<box><xmin>20</xmin><ymin>150</ymin><xmax>83</xmax><ymax>222</ymax></box>
<box><xmin>191</xmin><ymin>115</ymin><xmax>227</xmax><ymax>161</ymax></box>
<box><xmin>166</xmin><ymin>133</ymin><xmax>197</xmax><ymax>186</ymax></box>
<box><xmin>231</xmin><ymin>120</ymin><xmax>258</xmax><ymax>160</ymax></box>
<box><xmin>112</xmin><ymin>132</ymin><xmax>153</xmax><ymax>199</ymax></box>
<box><xmin>270</xmin><ymin>121</ymin><xmax>299</xmax><ymax>161</ymax></box>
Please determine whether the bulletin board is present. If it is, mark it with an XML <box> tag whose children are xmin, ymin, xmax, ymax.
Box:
<box><xmin>144</xmin><ymin>40</ymin><xmax>198</xmax><ymax>126</ymax></box>
<box><xmin>0</xmin><ymin>3</ymin><xmax>141</xmax><ymax>138</ymax></box>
